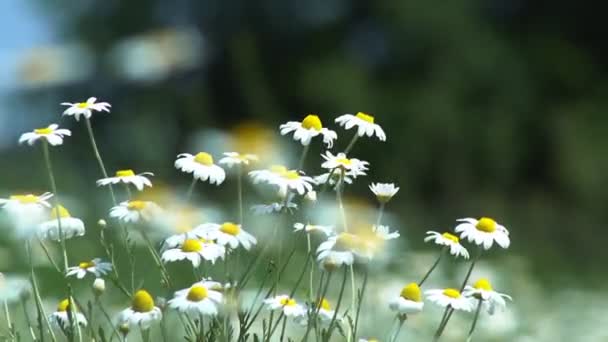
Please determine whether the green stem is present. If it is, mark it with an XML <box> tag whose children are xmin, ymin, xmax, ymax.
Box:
<box><xmin>4</xmin><ymin>299</ymin><xmax>14</xmax><ymax>341</ymax></box>
<box><xmin>391</xmin><ymin>316</ymin><xmax>406</xmax><ymax>342</ymax></box>
<box><xmin>307</xmin><ymin>234</ymin><xmax>314</xmax><ymax>302</ymax></box>
<box><xmin>418</xmin><ymin>248</ymin><xmax>445</xmax><ymax>287</ymax></box>
<box><xmin>344</xmin><ymin>133</ymin><xmax>359</xmax><ymax>154</ymax></box>
<box><xmin>352</xmin><ymin>266</ymin><xmax>368</xmax><ymax>341</ymax></box>
<box><xmin>466</xmin><ymin>298</ymin><xmax>483</xmax><ymax>342</ymax></box>
<box><xmin>185</xmin><ymin>178</ymin><xmax>197</xmax><ymax>201</ymax></box>
<box><xmin>298</xmin><ymin>144</ymin><xmax>310</xmax><ymax>170</ymax></box>
<box><xmin>36</xmin><ymin>237</ymin><xmax>62</xmax><ymax>275</ymax></box>
<box><xmin>26</xmin><ymin>240</ymin><xmax>57</xmax><ymax>342</ymax></box>
<box><xmin>84</xmin><ymin>117</ymin><xmax>117</xmax><ymax>203</ymax></box>
<box><xmin>237</xmin><ymin>166</ymin><xmax>244</xmax><ymax>225</ymax></box>
<box><xmin>335</xmin><ymin>169</ymin><xmax>348</xmax><ymax>232</ymax></box>
<box><xmin>325</xmin><ymin>267</ymin><xmax>348</xmax><ymax>339</ymax></box>
<box><xmin>140</xmin><ymin>231</ymin><xmax>173</xmax><ymax>289</ymax></box>
<box><xmin>21</xmin><ymin>298</ymin><xmax>38</xmax><ymax>341</ymax></box>
<box><xmin>95</xmin><ymin>297</ymin><xmax>120</xmax><ymax>341</ymax></box>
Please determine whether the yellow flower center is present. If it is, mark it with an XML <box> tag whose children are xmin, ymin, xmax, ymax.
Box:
<box><xmin>116</xmin><ymin>169</ymin><xmax>135</xmax><ymax>177</ymax></box>
<box><xmin>132</xmin><ymin>290</ymin><xmax>155</xmax><ymax>313</ymax></box>
<box><xmin>270</xmin><ymin>165</ymin><xmax>288</xmax><ymax>174</ymax></box>
<box><xmin>336</xmin><ymin>158</ymin><xmax>352</xmax><ymax>166</ymax></box>
<box><xmin>76</xmin><ymin>102</ymin><xmax>89</xmax><ymax>109</ymax></box>
<box><xmin>334</xmin><ymin>233</ymin><xmax>360</xmax><ymax>251</ymax></box>
<box><xmin>50</xmin><ymin>205</ymin><xmax>71</xmax><ymax>219</ymax></box>
<box><xmin>186</xmin><ymin>285</ymin><xmax>208</xmax><ymax>302</ymax></box>
<box><xmin>34</xmin><ymin>127</ymin><xmax>53</xmax><ymax>135</ymax></box>
<box><xmin>355</xmin><ymin>112</ymin><xmax>375</xmax><ymax>124</ymax></box>
<box><xmin>279</xmin><ymin>297</ymin><xmax>297</xmax><ymax>307</ymax></box>
<box><xmin>127</xmin><ymin>201</ymin><xmax>147</xmax><ymax>211</ymax></box>
<box><xmin>57</xmin><ymin>299</ymin><xmax>72</xmax><ymax>312</ymax></box>
<box><xmin>473</xmin><ymin>278</ymin><xmax>493</xmax><ymax>291</ymax></box>
<box><xmin>281</xmin><ymin>170</ymin><xmax>300</xmax><ymax>180</ymax></box>
<box><xmin>400</xmin><ymin>283</ymin><xmax>422</xmax><ymax>302</ymax></box>
<box><xmin>301</xmin><ymin>114</ymin><xmax>322</xmax><ymax>131</ymax></box>
<box><xmin>194</xmin><ymin>152</ymin><xmax>214</xmax><ymax>166</ymax></box>
<box><xmin>220</xmin><ymin>222</ymin><xmax>241</xmax><ymax>236</ymax></box>
<box><xmin>475</xmin><ymin>217</ymin><xmax>497</xmax><ymax>233</ymax></box>
<box><xmin>443</xmin><ymin>288</ymin><xmax>461</xmax><ymax>299</ymax></box>
<box><xmin>10</xmin><ymin>194</ymin><xmax>40</xmax><ymax>204</ymax></box>
<box><xmin>318</xmin><ymin>298</ymin><xmax>331</xmax><ymax>311</ymax></box>
<box><xmin>442</xmin><ymin>232</ymin><xmax>459</xmax><ymax>243</ymax></box>
<box><xmin>79</xmin><ymin>261</ymin><xmax>96</xmax><ymax>269</ymax></box>
<box><xmin>181</xmin><ymin>239</ymin><xmax>203</xmax><ymax>252</ymax></box>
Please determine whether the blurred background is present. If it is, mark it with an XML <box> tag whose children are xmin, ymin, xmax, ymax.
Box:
<box><xmin>1</xmin><ymin>0</ymin><xmax>608</xmax><ymax>341</ymax></box>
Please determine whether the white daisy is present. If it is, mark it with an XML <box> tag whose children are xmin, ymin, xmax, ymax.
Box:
<box><xmin>250</xmin><ymin>165</ymin><xmax>315</xmax><ymax>195</ymax></box>
<box><xmin>109</xmin><ymin>200</ymin><xmax>162</xmax><ymax>224</ymax></box>
<box><xmin>61</xmin><ymin>97</ymin><xmax>111</xmax><ymax>121</ymax></box>
<box><xmin>0</xmin><ymin>273</ymin><xmax>30</xmax><ymax>303</ymax></box>
<box><xmin>293</xmin><ymin>223</ymin><xmax>333</xmax><ymax>236</ymax></box>
<box><xmin>49</xmin><ymin>299</ymin><xmax>87</xmax><ymax>330</ymax></box>
<box><xmin>335</xmin><ymin>112</ymin><xmax>386</xmax><ymax>141</ymax></box>
<box><xmin>425</xmin><ymin>288</ymin><xmax>473</xmax><ymax>312</ymax></box>
<box><xmin>19</xmin><ymin>124</ymin><xmax>71</xmax><ymax>146</ymax></box>
<box><xmin>373</xmin><ymin>225</ymin><xmax>400</xmax><ymax>240</ymax></box>
<box><xmin>175</xmin><ymin>152</ymin><xmax>226</xmax><ymax>185</ymax></box>
<box><xmin>313</xmin><ymin>172</ymin><xmax>355</xmax><ymax>189</ymax></box>
<box><xmin>249</xmin><ymin>165</ymin><xmax>288</xmax><ymax>185</ymax></box>
<box><xmin>462</xmin><ymin>278</ymin><xmax>512</xmax><ymax>315</ymax></box>
<box><xmin>315</xmin><ymin>297</ymin><xmax>337</xmax><ymax>323</ymax></box>
<box><xmin>454</xmin><ymin>217</ymin><xmax>510</xmax><ymax>250</ymax></box>
<box><xmin>160</xmin><ymin>231</ymin><xmax>207</xmax><ymax>252</ymax></box>
<box><xmin>0</xmin><ymin>193</ymin><xmax>53</xmax><ymax>234</ymax></box>
<box><xmin>369</xmin><ymin>183</ymin><xmax>400</xmax><ymax>203</ymax></box>
<box><xmin>424</xmin><ymin>231</ymin><xmax>469</xmax><ymax>259</ymax></box>
<box><xmin>66</xmin><ymin>259</ymin><xmax>112</xmax><ymax>279</ymax></box>
<box><xmin>317</xmin><ymin>233</ymin><xmax>369</xmax><ymax>267</ymax></box>
<box><xmin>96</xmin><ymin>170</ymin><xmax>154</xmax><ymax>191</ymax></box>
<box><xmin>264</xmin><ymin>295</ymin><xmax>307</xmax><ymax>318</ymax></box>
<box><xmin>218</xmin><ymin>152</ymin><xmax>258</xmax><ymax>168</ymax></box>
<box><xmin>168</xmin><ymin>280</ymin><xmax>223</xmax><ymax>317</ymax></box>
<box><xmin>117</xmin><ymin>290</ymin><xmax>162</xmax><ymax>330</ymax></box>
<box><xmin>304</xmin><ymin>190</ymin><xmax>317</xmax><ymax>202</ymax></box>
<box><xmin>279</xmin><ymin>114</ymin><xmax>337</xmax><ymax>148</ymax></box>
<box><xmin>389</xmin><ymin>283</ymin><xmax>424</xmax><ymax>315</ymax></box>
<box><xmin>161</xmin><ymin>238</ymin><xmax>225</xmax><ymax>267</ymax></box>
<box><xmin>320</xmin><ymin>152</ymin><xmax>369</xmax><ymax>176</ymax></box>
<box><xmin>38</xmin><ymin>205</ymin><xmax>85</xmax><ymax>241</ymax></box>
<box><xmin>194</xmin><ymin>222</ymin><xmax>257</xmax><ymax>250</ymax></box>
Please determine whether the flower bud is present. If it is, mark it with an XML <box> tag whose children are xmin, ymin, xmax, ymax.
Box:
<box><xmin>93</xmin><ymin>278</ymin><xmax>105</xmax><ymax>296</ymax></box>
<box><xmin>304</xmin><ymin>191</ymin><xmax>317</xmax><ymax>203</ymax></box>
<box><xmin>98</xmin><ymin>219</ymin><xmax>107</xmax><ymax>228</ymax></box>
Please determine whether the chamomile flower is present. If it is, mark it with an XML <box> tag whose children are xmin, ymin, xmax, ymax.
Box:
<box><xmin>168</xmin><ymin>280</ymin><xmax>223</xmax><ymax>316</ymax></box>
<box><xmin>425</xmin><ymin>288</ymin><xmax>473</xmax><ymax>312</ymax></box>
<box><xmin>424</xmin><ymin>231</ymin><xmax>469</xmax><ymax>259</ymax></box>
<box><xmin>160</xmin><ymin>231</ymin><xmax>207</xmax><ymax>252</ymax></box>
<box><xmin>250</xmin><ymin>165</ymin><xmax>315</xmax><ymax>195</ymax></box>
<box><xmin>249</xmin><ymin>165</ymin><xmax>288</xmax><ymax>185</ymax></box>
<box><xmin>38</xmin><ymin>205</ymin><xmax>85</xmax><ymax>241</ymax></box>
<box><xmin>373</xmin><ymin>225</ymin><xmax>400</xmax><ymax>241</ymax></box>
<box><xmin>66</xmin><ymin>259</ymin><xmax>112</xmax><ymax>279</ymax></box>
<box><xmin>0</xmin><ymin>273</ymin><xmax>30</xmax><ymax>303</ymax></box>
<box><xmin>315</xmin><ymin>297</ymin><xmax>337</xmax><ymax>323</ymax></box>
<box><xmin>109</xmin><ymin>200</ymin><xmax>162</xmax><ymax>224</ymax></box>
<box><xmin>218</xmin><ymin>152</ymin><xmax>258</xmax><ymax>168</ymax></box>
<box><xmin>369</xmin><ymin>183</ymin><xmax>399</xmax><ymax>203</ymax></box>
<box><xmin>49</xmin><ymin>299</ymin><xmax>87</xmax><ymax>330</ymax></box>
<box><xmin>321</xmin><ymin>152</ymin><xmax>369</xmax><ymax>176</ymax></box>
<box><xmin>61</xmin><ymin>97</ymin><xmax>111</xmax><ymax>121</ymax></box>
<box><xmin>279</xmin><ymin>114</ymin><xmax>338</xmax><ymax>148</ymax></box>
<box><xmin>317</xmin><ymin>233</ymin><xmax>369</xmax><ymax>267</ymax></box>
<box><xmin>293</xmin><ymin>223</ymin><xmax>333</xmax><ymax>236</ymax></box>
<box><xmin>195</xmin><ymin>222</ymin><xmax>257</xmax><ymax>250</ymax></box>
<box><xmin>264</xmin><ymin>295</ymin><xmax>306</xmax><ymax>318</ymax></box>
<box><xmin>175</xmin><ymin>152</ymin><xmax>226</xmax><ymax>185</ymax></box>
<box><xmin>454</xmin><ymin>217</ymin><xmax>510</xmax><ymax>250</ymax></box>
<box><xmin>335</xmin><ymin>112</ymin><xmax>386</xmax><ymax>141</ymax></box>
<box><xmin>117</xmin><ymin>290</ymin><xmax>162</xmax><ymax>330</ymax></box>
<box><xmin>314</xmin><ymin>171</ymin><xmax>355</xmax><ymax>189</ymax></box>
<box><xmin>0</xmin><ymin>193</ymin><xmax>52</xmax><ymax>222</ymax></box>
<box><xmin>389</xmin><ymin>283</ymin><xmax>424</xmax><ymax>314</ymax></box>
<box><xmin>161</xmin><ymin>238</ymin><xmax>225</xmax><ymax>267</ymax></box>
<box><xmin>18</xmin><ymin>124</ymin><xmax>71</xmax><ymax>146</ymax></box>
<box><xmin>96</xmin><ymin>170</ymin><xmax>154</xmax><ymax>191</ymax></box>
<box><xmin>463</xmin><ymin>278</ymin><xmax>512</xmax><ymax>315</ymax></box>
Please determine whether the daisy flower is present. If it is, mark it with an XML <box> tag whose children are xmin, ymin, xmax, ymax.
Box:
<box><xmin>218</xmin><ymin>152</ymin><xmax>258</xmax><ymax>168</ymax></box>
<box><xmin>424</xmin><ymin>231</ymin><xmax>470</xmax><ymax>259</ymax></box>
<box><xmin>373</xmin><ymin>225</ymin><xmax>400</xmax><ymax>240</ymax></box>
<box><xmin>175</xmin><ymin>152</ymin><xmax>226</xmax><ymax>185</ymax></box>
<box><xmin>249</xmin><ymin>165</ymin><xmax>288</xmax><ymax>185</ymax></box>
<box><xmin>454</xmin><ymin>217</ymin><xmax>510</xmax><ymax>250</ymax></box>
<box><xmin>117</xmin><ymin>290</ymin><xmax>162</xmax><ymax>330</ymax></box>
<box><xmin>0</xmin><ymin>193</ymin><xmax>53</xmax><ymax>234</ymax></box>
<box><xmin>264</xmin><ymin>295</ymin><xmax>306</xmax><ymax>318</ymax></box>
<box><xmin>389</xmin><ymin>283</ymin><xmax>424</xmax><ymax>314</ymax></box>
<box><xmin>425</xmin><ymin>288</ymin><xmax>473</xmax><ymax>312</ymax></box>
<box><xmin>293</xmin><ymin>223</ymin><xmax>333</xmax><ymax>236</ymax></box>
<box><xmin>315</xmin><ymin>297</ymin><xmax>337</xmax><ymax>323</ymax></box>
<box><xmin>463</xmin><ymin>278</ymin><xmax>512</xmax><ymax>315</ymax></box>
<box><xmin>335</xmin><ymin>112</ymin><xmax>386</xmax><ymax>141</ymax></box>
<box><xmin>195</xmin><ymin>222</ymin><xmax>257</xmax><ymax>250</ymax></box>
<box><xmin>19</xmin><ymin>124</ymin><xmax>71</xmax><ymax>146</ymax></box>
<box><xmin>38</xmin><ymin>205</ymin><xmax>85</xmax><ymax>241</ymax></box>
<box><xmin>168</xmin><ymin>280</ymin><xmax>223</xmax><ymax>317</ymax></box>
<box><xmin>250</xmin><ymin>165</ymin><xmax>315</xmax><ymax>195</ymax></box>
<box><xmin>61</xmin><ymin>97</ymin><xmax>111</xmax><ymax>121</ymax></box>
<box><xmin>369</xmin><ymin>183</ymin><xmax>400</xmax><ymax>203</ymax></box>
<box><xmin>320</xmin><ymin>152</ymin><xmax>369</xmax><ymax>176</ymax></box>
<box><xmin>0</xmin><ymin>273</ymin><xmax>30</xmax><ymax>303</ymax></box>
<box><xmin>317</xmin><ymin>233</ymin><xmax>369</xmax><ymax>267</ymax></box>
<box><xmin>109</xmin><ymin>200</ymin><xmax>162</xmax><ymax>224</ymax></box>
<box><xmin>313</xmin><ymin>171</ymin><xmax>355</xmax><ymax>189</ymax></box>
<box><xmin>160</xmin><ymin>231</ymin><xmax>206</xmax><ymax>252</ymax></box>
<box><xmin>96</xmin><ymin>170</ymin><xmax>153</xmax><ymax>191</ymax></box>
<box><xmin>279</xmin><ymin>114</ymin><xmax>337</xmax><ymax>148</ymax></box>
<box><xmin>161</xmin><ymin>238</ymin><xmax>225</xmax><ymax>267</ymax></box>
<box><xmin>66</xmin><ymin>259</ymin><xmax>112</xmax><ymax>279</ymax></box>
<box><xmin>49</xmin><ymin>299</ymin><xmax>87</xmax><ymax>330</ymax></box>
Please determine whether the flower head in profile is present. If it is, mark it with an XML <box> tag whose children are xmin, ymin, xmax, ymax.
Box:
<box><xmin>279</xmin><ymin>114</ymin><xmax>338</xmax><ymax>148</ymax></box>
<box><xmin>96</xmin><ymin>170</ymin><xmax>153</xmax><ymax>191</ymax></box>
<box><xmin>424</xmin><ymin>231</ymin><xmax>469</xmax><ymax>259</ymax></box>
<box><xmin>317</xmin><ymin>232</ymin><xmax>371</xmax><ymax>267</ymax></box>
<box><xmin>389</xmin><ymin>283</ymin><xmax>424</xmax><ymax>314</ymax></box>
<box><xmin>168</xmin><ymin>279</ymin><xmax>223</xmax><ymax>317</ymax></box>
<box><xmin>369</xmin><ymin>183</ymin><xmax>399</xmax><ymax>203</ymax></box>
<box><xmin>264</xmin><ymin>295</ymin><xmax>306</xmax><ymax>318</ymax></box>
<box><xmin>455</xmin><ymin>217</ymin><xmax>510</xmax><ymax>250</ymax></box>
<box><xmin>38</xmin><ymin>205</ymin><xmax>85</xmax><ymax>241</ymax></box>
<box><xmin>49</xmin><ymin>298</ymin><xmax>87</xmax><ymax>330</ymax></box>
<box><xmin>250</xmin><ymin>165</ymin><xmax>315</xmax><ymax>195</ymax></box>
<box><xmin>463</xmin><ymin>278</ymin><xmax>512</xmax><ymax>315</ymax></box>
<box><xmin>0</xmin><ymin>193</ymin><xmax>53</xmax><ymax>234</ymax></box>
<box><xmin>161</xmin><ymin>238</ymin><xmax>225</xmax><ymax>267</ymax></box>
<box><xmin>175</xmin><ymin>152</ymin><xmax>226</xmax><ymax>185</ymax></box>
<box><xmin>315</xmin><ymin>297</ymin><xmax>338</xmax><ymax>323</ymax></box>
<box><xmin>61</xmin><ymin>97</ymin><xmax>111</xmax><ymax>121</ymax></box>
<box><xmin>314</xmin><ymin>171</ymin><xmax>355</xmax><ymax>190</ymax></box>
<box><xmin>293</xmin><ymin>223</ymin><xmax>333</xmax><ymax>236</ymax></box>
<box><xmin>19</xmin><ymin>124</ymin><xmax>71</xmax><ymax>146</ymax></box>
<box><xmin>321</xmin><ymin>152</ymin><xmax>369</xmax><ymax>177</ymax></box>
<box><xmin>425</xmin><ymin>288</ymin><xmax>473</xmax><ymax>312</ymax></box>
<box><xmin>335</xmin><ymin>112</ymin><xmax>386</xmax><ymax>141</ymax></box>
<box><xmin>66</xmin><ymin>258</ymin><xmax>112</xmax><ymax>279</ymax></box>
<box><xmin>195</xmin><ymin>222</ymin><xmax>257</xmax><ymax>250</ymax></box>
<box><xmin>117</xmin><ymin>290</ymin><xmax>162</xmax><ymax>330</ymax></box>
<box><xmin>219</xmin><ymin>152</ymin><xmax>258</xmax><ymax>169</ymax></box>
<box><xmin>109</xmin><ymin>200</ymin><xmax>162</xmax><ymax>224</ymax></box>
